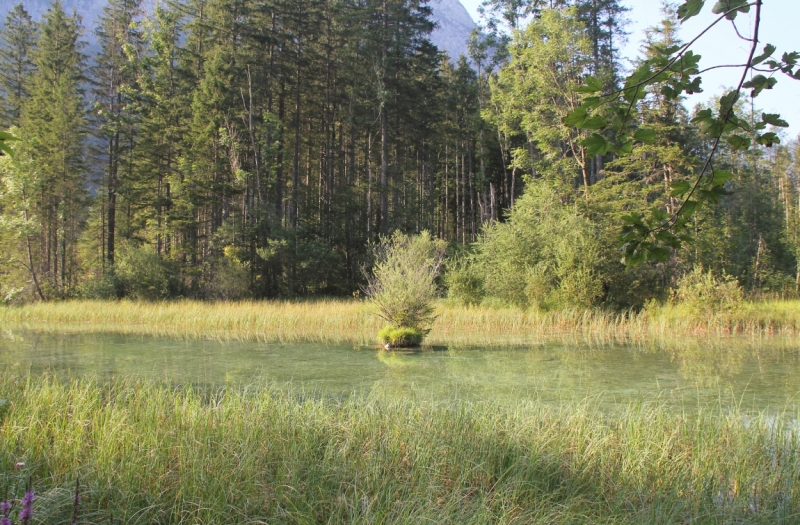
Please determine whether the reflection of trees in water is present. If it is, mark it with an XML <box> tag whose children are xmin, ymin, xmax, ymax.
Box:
<box><xmin>673</xmin><ymin>343</ymin><xmax>746</xmax><ymax>388</ymax></box>
<box><xmin>372</xmin><ymin>345</ymin><xmax>616</xmax><ymax>403</ymax></box>
<box><xmin>639</xmin><ymin>338</ymin><xmax>800</xmax><ymax>390</ymax></box>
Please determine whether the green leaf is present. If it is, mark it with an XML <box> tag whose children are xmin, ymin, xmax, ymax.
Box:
<box><xmin>623</xmin><ymin>64</ymin><xmax>653</xmax><ymax>103</ymax></box>
<box><xmin>633</xmin><ymin>129</ymin><xmax>657</xmax><ymax>144</ymax></box>
<box><xmin>679</xmin><ymin>200</ymin><xmax>700</xmax><ymax>218</ymax></box>
<box><xmin>581</xmin><ymin>133</ymin><xmax>612</xmax><ymax>157</ymax></box>
<box><xmin>562</xmin><ymin>107</ymin><xmax>588</xmax><ymax>127</ymax></box>
<box><xmin>708</xmin><ymin>169</ymin><xmax>733</xmax><ymax>186</ymax></box>
<box><xmin>756</xmin><ymin>132</ymin><xmax>780</xmax><ymax>147</ymax></box>
<box><xmin>691</xmin><ymin>109</ymin><xmax>714</xmax><ymax>124</ymax></box>
<box><xmin>0</xmin><ymin>141</ymin><xmax>14</xmax><ymax>157</ymax></box>
<box><xmin>742</xmin><ymin>75</ymin><xmax>778</xmax><ymax>97</ymax></box>
<box><xmin>762</xmin><ymin>113</ymin><xmax>789</xmax><ymax>127</ymax></box>
<box><xmin>678</xmin><ymin>0</ymin><xmax>705</xmax><ymax>21</ymax></box>
<box><xmin>576</xmin><ymin>75</ymin><xmax>603</xmax><ymax>93</ymax></box>
<box><xmin>726</xmin><ymin>134</ymin><xmax>751</xmax><ymax>151</ymax></box>
<box><xmin>712</xmin><ymin>0</ymin><xmax>749</xmax><ymax>19</ymax></box>
<box><xmin>751</xmin><ymin>44</ymin><xmax>777</xmax><ymax>66</ymax></box>
<box><xmin>0</xmin><ymin>132</ymin><xmax>20</xmax><ymax>141</ymax></box>
<box><xmin>581</xmin><ymin>96</ymin><xmax>603</xmax><ymax>109</ymax></box>
<box><xmin>783</xmin><ymin>51</ymin><xmax>800</xmax><ymax>67</ymax></box>
<box><xmin>580</xmin><ymin>115</ymin><xmax>607</xmax><ymax>130</ymax></box>
<box><xmin>719</xmin><ymin>91</ymin><xmax>740</xmax><ymax>114</ymax></box>
<box><xmin>670</xmin><ymin>181</ymin><xmax>692</xmax><ymax>197</ymax></box>
<box><xmin>616</xmin><ymin>140</ymin><xmax>634</xmax><ymax>155</ymax></box>
<box><xmin>685</xmin><ymin>77</ymin><xmax>703</xmax><ymax>94</ymax></box>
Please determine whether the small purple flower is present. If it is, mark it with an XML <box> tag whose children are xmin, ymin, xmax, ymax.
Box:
<box><xmin>0</xmin><ymin>501</ymin><xmax>10</xmax><ymax>516</ymax></box>
<box><xmin>18</xmin><ymin>491</ymin><xmax>33</xmax><ymax>523</ymax></box>
<box><xmin>0</xmin><ymin>516</ymin><xmax>11</xmax><ymax>525</ymax></box>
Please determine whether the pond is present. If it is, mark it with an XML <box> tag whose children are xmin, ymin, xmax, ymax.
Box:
<box><xmin>1</xmin><ymin>330</ymin><xmax>800</xmax><ymax>412</ymax></box>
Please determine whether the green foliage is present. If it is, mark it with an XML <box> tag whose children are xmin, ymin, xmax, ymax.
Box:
<box><xmin>378</xmin><ymin>325</ymin><xmax>425</xmax><ymax>347</ymax></box>
<box><xmin>0</xmin><ymin>3</ymin><xmax>38</xmax><ymax>126</ymax></box>
<box><xmin>444</xmin><ymin>258</ymin><xmax>484</xmax><ymax>306</ymax></box>
<box><xmin>485</xmin><ymin>8</ymin><xmax>595</xmax><ymax>184</ymax></box>
<box><xmin>363</xmin><ymin>231</ymin><xmax>446</xmax><ymax>333</ymax></box>
<box><xmin>563</xmin><ymin>0</ymin><xmax>800</xmax><ymax>264</ymax></box>
<box><xmin>672</xmin><ymin>266</ymin><xmax>743</xmax><ymax>314</ymax></box>
<box><xmin>78</xmin><ymin>271</ymin><xmax>123</xmax><ymax>300</ymax></box>
<box><xmin>462</xmin><ymin>183</ymin><xmax>605</xmax><ymax>310</ymax></box>
<box><xmin>114</xmin><ymin>244</ymin><xmax>181</xmax><ymax>301</ymax></box>
<box><xmin>205</xmin><ymin>250</ymin><xmax>252</xmax><ymax>301</ymax></box>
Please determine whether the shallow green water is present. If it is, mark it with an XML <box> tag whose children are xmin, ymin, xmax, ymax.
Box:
<box><xmin>1</xmin><ymin>330</ymin><xmax>800</xmax><ymax>411</ymax></box>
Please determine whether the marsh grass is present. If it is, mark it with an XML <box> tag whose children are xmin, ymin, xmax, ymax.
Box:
<box><xmin>1</xmin><ymin>298</ymin><xmax>800</xmax><ymax>346</ymax></box>
<box><xmin>0</xmin><ymin>375</ymin><xmax>798</xmax><ymax>523</ymax></box>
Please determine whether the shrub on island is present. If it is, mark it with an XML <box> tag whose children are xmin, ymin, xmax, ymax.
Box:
<box><xmin>362</xmin><ymin>231</ymin><xmax>446</xmax><ymax>349</ymax></box>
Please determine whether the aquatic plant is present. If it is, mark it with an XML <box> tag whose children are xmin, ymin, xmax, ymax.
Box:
<box><xmin>378</xmin><ymin>326</ymin><xmax>424</xmax><ymax>347</ymax></box>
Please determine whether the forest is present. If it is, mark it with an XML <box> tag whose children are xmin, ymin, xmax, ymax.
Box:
<box><xmin>0</xmin><ymin>0</ymin><xmax>798</xmax><ymax>308</ymax></box>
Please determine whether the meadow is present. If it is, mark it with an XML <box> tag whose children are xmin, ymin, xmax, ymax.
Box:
<box><xmin>1</xmin><ymin>298</ymin><xmax>799</xmax><ymax>346</ymax></box>
<box><xmin>0</xmin><ymin>375</ymin><xmax>798</xmax><ymax>524</ymax></box>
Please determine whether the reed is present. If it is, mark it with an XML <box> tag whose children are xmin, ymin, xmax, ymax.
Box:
<box><xmin>1</xmin><ymin>298</ymin><xmax>800</xmax><ymax>346</ymax></box>
<box><xmin>0</xmin><ymin>376</ymin><xmax>797</xmax><ymax>523</ymax></box>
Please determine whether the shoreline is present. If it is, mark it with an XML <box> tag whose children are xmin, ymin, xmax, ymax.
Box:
<box><xmin>1</xmin><ymin>298</ymin><xmax>799</xmax><ymax>346</ymax></box>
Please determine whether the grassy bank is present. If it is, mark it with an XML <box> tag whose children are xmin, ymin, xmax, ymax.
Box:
<box><xmin>0</xmin><ymin>376</ymin><xmax>798</xmax><ymax>524</ymax></box>
<box><xmin>1</xmin><ymin>299</ymin><xmax>800</xmax><ymax>345</ymax></box>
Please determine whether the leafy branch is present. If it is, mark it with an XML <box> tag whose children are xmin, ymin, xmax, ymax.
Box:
<box><xmin>561</xmin><ymin>0</ymin><xmax>798</xmax><ymax>265</ymax></box>
<box><xmin>0</xmin><ymin>131</ymin><xmax>19</xmax><ymax>157</ymax></box>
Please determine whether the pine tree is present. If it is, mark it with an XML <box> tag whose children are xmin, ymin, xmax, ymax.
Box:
<box><xmin>0</xmin><ymin>3</ymin><xmax>38</xmax><ymax>126</ymax></box>
<box><xmin>92</xmin><ymin>0</ymin><xmax>144</xmax><ymax>268</ymax></box>
<box><xmin>16</xmin><ymin>0</ymin><xmax>88</xmax><ymax>297</ymax></box>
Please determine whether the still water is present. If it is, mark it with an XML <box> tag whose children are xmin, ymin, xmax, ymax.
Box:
<box><xmin>1</xmin><ymin>330</ymin><xmax>800</xmax><ymax>411</ymax></box>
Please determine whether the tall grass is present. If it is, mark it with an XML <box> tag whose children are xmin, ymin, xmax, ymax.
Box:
<box><xmin>1</xmin><ymin>298</ymin><xmax>800</xmax><ymax>346</ymax></box>
<box><xmin>0</xmin><ymin>376</ymin><xmax>798</xmax><ymax>523</ymax></box>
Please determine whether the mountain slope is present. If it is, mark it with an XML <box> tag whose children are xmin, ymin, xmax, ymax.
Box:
<box><xmin>429</xmin><ymin>0</ymin><xmax>477</xmax><ymax>61</ymax></box>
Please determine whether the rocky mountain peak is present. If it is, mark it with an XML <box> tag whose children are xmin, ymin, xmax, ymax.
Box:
<box><xmin>429</xmin><ymin>0</ymin><xmax>477</xmax><ymax>61</ymax></box>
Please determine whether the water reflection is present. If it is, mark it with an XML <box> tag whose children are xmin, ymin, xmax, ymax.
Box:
<box><xmin>1</xmin><ymin>330</ymin><xmax>800</xmax><ymax>412</ymax></box>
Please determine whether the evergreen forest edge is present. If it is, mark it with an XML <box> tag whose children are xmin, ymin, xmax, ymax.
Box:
<box><xmin>1</xmin><ymin>0</ymin><xmax>799</xmax><ymax>313</ymax></box>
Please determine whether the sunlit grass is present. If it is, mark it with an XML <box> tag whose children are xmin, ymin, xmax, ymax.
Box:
<box><xmin>0</xmin><ymin>298</ymin><xmax>799</xmax><ymax>345</ymax></box>
<box><xmin>0</xmin><ymin>375</ymin><xmax>797</xmax><ymax>523</ymax></box>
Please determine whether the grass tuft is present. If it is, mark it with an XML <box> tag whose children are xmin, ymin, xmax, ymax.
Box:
<box><xmin>0</xmin><ymin>376</ymin><xmax>798</xmax><ymax>523</ymax></box>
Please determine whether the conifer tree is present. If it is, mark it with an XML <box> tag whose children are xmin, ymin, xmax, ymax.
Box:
<box><xmin>0</xmin><ymin>4</ymin><xmax>38</xmax><ymax>126</ymax></box>
<box><xmin>16</xmin><ymin>0</ymin><xmax>88</xmax><ymax>297</ymax></box>
<box><xmin>92</xmin><ymin>0</ymin><xmax>144</xmax><ymax>267</ymax></box>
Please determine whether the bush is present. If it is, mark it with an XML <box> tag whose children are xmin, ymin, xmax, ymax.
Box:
<box><xmin>78</xmin><ymin>270</ymin><xmax>123</xmax><ymax>300</ymax></box>
<box><xmin>205</xmin><ymin>247</ymin><xmax>252</xmax><ymax>300</ymax></box>
<box><xmin>378</xmin><ymin>326</ymin><xmax>425</xmax><ymax>348</ymax></box>
<box><xmin>363</xmin><ymin>231</ymin><xmax>447</xmax><ymax>344</ymax></box>
<box><xmin>115</xmin><ymin>244</ymin><xmax>181</xmax><ymax>300</ymax></box>
<box><xmin>672</xmin><ymin>266</ymin><xmax>744</xmax><ymax>314</ymax></box>
<box><xmin>445</xmin><ymin>259</ymin><xmax>484</xmax><ymax>306</ymax></box>
<box><xmin>463</xmin><ymin>182</ymin><xmax>605</xmax><ymax>310</ymax></box>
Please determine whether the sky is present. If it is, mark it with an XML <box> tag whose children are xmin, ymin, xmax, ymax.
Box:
<box><xmin>457</xmin><ymin>0</ymin><xmax>800</xmax><ymax>140</ymax></box>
